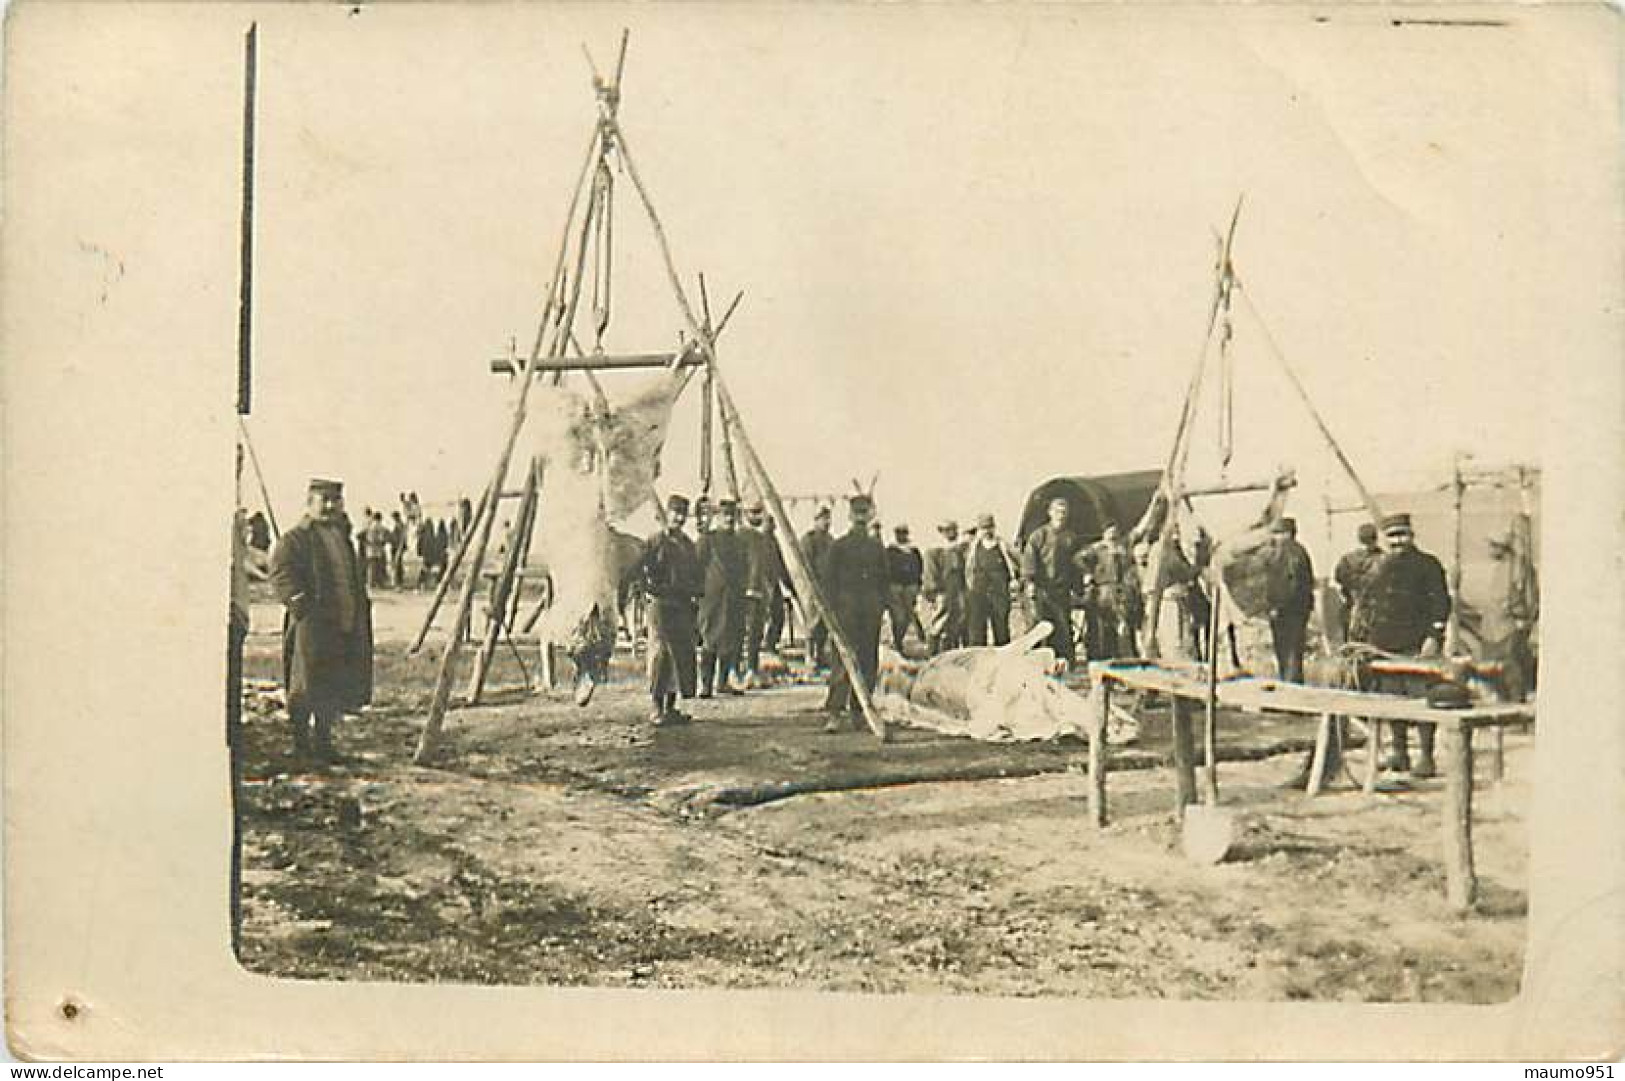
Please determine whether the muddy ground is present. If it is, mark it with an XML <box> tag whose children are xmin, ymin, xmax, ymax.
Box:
<box><xmin>234</xmin><ymin>590</ymin><xmax>1530</xmax><ymax>1001</ymax></box>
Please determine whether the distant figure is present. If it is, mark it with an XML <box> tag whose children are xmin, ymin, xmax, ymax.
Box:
<box><xmin>820</xmin><ymin>494</ymin><xmax>890</xmax><ymax>731</ymax></box>
<box><xmin>696</xmin><ymin>498</ymin><xmax>749</xmax><ymax>697</ymax></box>
<box><xmin>388</xmin><ymin>511</ymin><xmax>407</xmax><ymax>588</ymax></box>
<box><xmin>798</xmin><ymin>505</ymin><xmax>835</xmax><ymax>668</ymax></box>
<box><xmin>1266</xmin><ymin>517</ymin><xmax>1315</xmax><ymax>683</ymax></box>
<box><xmin>1353</xmin><ymin>512</ymin><xmax>1452</xmax><ymax>778</ymax></box>
<box><xmin>920</xmin><ymin>519</ymin><xmax>967</xmax><ymax>655</ymax></box>
<box><xmin>363</xmin><ymin>511</ymin><xmax>391</xmax><ymax>590</ymax></box>
<box><xmin>1333</xmin><ymin>521</ymin><xmax>1382</xmax><ymax>641</ymax></box>
<box><xmin>269</xmin><ymin>478</ymin><xmax>373</xmax><ymax>765</ymax></box>
<box><xmin>1021</xmin><ymin>497</ymin><xmax>1082</xmax><ymax>666</ymax></box>
<box><xmin>415</xmin><ymin>515</ymin><xmax>441</xmax><ymax>588</ymax></box>
<box><xmin>884</xmin><ymin>525</ymin><xmax>924</xmax><ymax>652</ymax></box>
<box><xmin>636</xmin><ymin>494</ymin><xmax>703</xmax><ymax>727</ymax></box>
<box><xmin>457</xmin><ymin>496</ymin><xmax>473</xmax><ymax>538</ymax></box>
<box><xmin>965</xmin><ymin>513</ymin><xmax>1019</xmax><ymax>647</ymax></box>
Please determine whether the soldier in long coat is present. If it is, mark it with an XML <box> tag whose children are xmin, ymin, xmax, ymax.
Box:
<box><xmin>920</xmin><ymin>519</ymin><xmax>967</xmax><ymax>655</ymax></box>
<box><xmin>740</xmin><ymin>502</ymin><xmax>779</xmax><ymax>681</ymax></box>
<box><xmin>1332</xmin><ymin>522</ymin><xmax>1382</xmax><ymax>642</ymax></box>
<box><xmin>798</xmin><ymin>505</ymin><xmax>835</xmax><ymax>667</ymax></box>
<box><xmin>819</xmin><ymin>494</ymin><xmax>890</xmax><ymax>730</ymax></box>
<box><xmin>696</xmin><ymin>498</ymin><xmax>749</xmax><ymax>696</ymax></box>
<box><xmin>269</xmin><ymin>478</ymin><xmax>373</xmax><ymax>764</ymax></box>
<box><xmin>1265</xmin><ymin>517</ymin><xmax>1316</xmax><ymax>683</ymax></box>
<box><xmin>636</xmin><ymin>494</ymin><xmax>702</xmax><ymax>726</ymax></box>
<box><xmin>1021</xmin><ymin>497</ymin><xmax>1083</xmax><ymax>666</ymax></box>
<box><xmin>1353</xmin><ymin>511</ymin><xmax>1453</xmax><ymax>777</ymax></box>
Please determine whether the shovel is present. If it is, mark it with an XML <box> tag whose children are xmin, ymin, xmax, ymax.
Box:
<box><xmin>1182</xmin><ymin>579</ymin><xmax>1237</xmax><ymax>865</ymax></box>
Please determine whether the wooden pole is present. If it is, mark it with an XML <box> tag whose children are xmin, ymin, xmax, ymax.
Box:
<box><xmin>414</xmin><ymin>126</ymin><xmax>607</xmax><ymax>764</ymax></box>
<box><xmin>1440</xmin><ymin>724</ymin><xmax>1478</xmax><ymax>911</ymax></box>
<box><xmin>467</xmin><ymin>463</ymin><xmax>540</xmax><ymax>702</ymax></box>
<box><xmin>603</xmin><ymin>114</ymin><xmax>887</xmax><ymax>739</ymax></box>
<box><xmin>1202</xmin><ymin>574</ymin><xmax>1222</xmax><ymax>805</ymax></box>
<box><xmin>1447</xmin><ymin>453</ymin><xmax>1466</xmax><ymax>654</ymax></box>
<box><xmin>1170</xmin><ymin>696</ymin><xmax>1199</xmax><ymax>813</ymax></box>
<box><xmin>408</xmin><ymin>480</ymin><xmax>493</xmax><ymax>653</ymax></box>
<box><xmin>1089</xmin><ymin>674</ymin><xmax>1110</xmax><ymax>828</ymax></box>
<box><xmin>235</xmin><ymin>416</ymin><xmax>280</xmax><ymax>540</ymax></box>
<box><xmin>716</xmin><ymin>380</ymin><xmax>887</xmax><ymax>740</ymax></box>
<box><xmin>236</xmin><ymin>22</ymin><xmax>257</xmax><ymax>418</ymax></box>
<box><xmin>1234</xmin><ymin>279</ymin><xmax>1383</xmax><ymax>526</ymax></box>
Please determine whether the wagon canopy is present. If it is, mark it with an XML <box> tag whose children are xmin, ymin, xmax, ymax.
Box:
<box><xmin>1015</xmin><ymin>470</ymin><xmax>1163</xmax><ymax>547</ymax></box>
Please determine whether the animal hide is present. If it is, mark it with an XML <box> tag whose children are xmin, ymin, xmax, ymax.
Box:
<box><xmin>1216</xmin><ymin>468</ymin><xmax>1296</xmax><ymax>619</ymax></box>
<box><xmin>875</xmin><ymin>623</ymin><xmax>1139</xmax><ymax>744</ymax></box>
<box><xmin>527</xmin><ymin>372</ymin><xmax>688</xmax><ymax>673</ymax></box>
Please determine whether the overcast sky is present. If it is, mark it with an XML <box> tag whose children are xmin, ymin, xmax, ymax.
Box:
<box><xmin>22</xmin><ymin>3</ymin><xmax>1591</xmax><ymax>565</ymax></box>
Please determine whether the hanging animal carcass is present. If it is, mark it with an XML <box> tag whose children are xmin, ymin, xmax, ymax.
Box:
<box><xmin>527</xmin><ymin>369</ymin><xmax>689</xmax><ymax>698</ymax></box>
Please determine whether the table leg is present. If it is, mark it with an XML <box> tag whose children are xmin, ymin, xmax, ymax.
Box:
<box><xmin>1363</xmin><ymin>718</ymin><xmax>1381</xmax><ymax>795</ymax></box>
<box><xmin>1492</xmin><ymin>726</ymin><xmax>1506</xmax><ymax>783</ymax></box>
<box><xmin>1442</xmin><ymin>725</ymin><xmax>1478</xmax><ymax>912</ymax></box>
<box><xmin>1307</xmin><ymin>712</ymin><xmax>1331</xmax><ymax>796</ymax></box>
<box><xmin>1089</xmin><ymin>678</ymin><xmax>1110</xmax><ymax>829</ymax></box>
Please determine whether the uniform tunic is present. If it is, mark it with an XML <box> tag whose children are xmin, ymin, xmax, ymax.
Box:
<box><xmin>820</xmin><ymin>528</ymin><xmax>890</xmax><ymax>714</ymax></box>
<box><xmin>1352</xmin><ymin>545</ymin><xmax>1452</xmax><ymax>654</ymax></box>
<box><xmin>884</xmin><ymin>543</ymin><xmax>924</xmax><ymax>649</ymax></box>
<box><xmin>1021</xmin><ymin>524</ymin><xmax>1082</xmax><ymax>661</ymax></box>
<box><xmin>799</xmin><ymin>526</ymin><xmax>835</xmax><ymax>662</ymax></box>
<box><xmin>1081</xmin><ymin>538</ymin><xmax>1141</xmax><ymax>659</ymax></box>
<box><xmin>965</xmin><ymin>537</ymin><xmax>1018</xmax><ymax>647</ymax></box>
<box><xmin>638</xmin><ymin>527</ymin><xmax>702</xmax><ymax>703</ymax></box>
<box><xmin>920</xmin><ymin>543</ymin><xmax>968</xmax><ymax>653</ymax></box>
<box><xmin>270</xmin><ymin>516</ymin><xmax>374</xmax><ymax>733</ymax></box>
<box><xmin>1333</xmin><ymin>544</ymin><xmax>1382</xmax><ymax>639</ymax></box>
<box><xmin>1266</xmin><ymin>536</ymin><xmax>1316</xmax><ymax>682</ymax></box>
<box><xmin>696</xmin><ymin>528</ymin><xmax>749</xmax><ymax>660</ymax></box>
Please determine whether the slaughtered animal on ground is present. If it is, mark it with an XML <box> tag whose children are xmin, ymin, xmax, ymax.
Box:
<box><xmin>875</xmin><ymin>623</ymin><xmax>1139</xmax><ymax>744</ymax></box>
<box><xmin>527</xmin><ymin>371</ymin><xmax>688</xmax><ymax>698</ymax></box>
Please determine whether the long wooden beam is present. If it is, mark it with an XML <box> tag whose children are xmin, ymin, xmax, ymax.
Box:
<box><xmin>489</xmin><ymin>349</ymin><xmax>703</xmax><ymax>375</ymax></box>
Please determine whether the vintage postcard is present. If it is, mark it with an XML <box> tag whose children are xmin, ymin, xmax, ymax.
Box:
<box><xmin>3</xmin><ymin>0</ymin><xmax>1622</xmax><ymax>1061</ymax></box>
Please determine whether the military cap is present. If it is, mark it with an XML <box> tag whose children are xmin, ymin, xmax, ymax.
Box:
<box><xmin>976</xmin><ymin>513</ymin><xmax>996</xmax><ymax>529</ymax></box>
<box><xmin>666</xmin><ymin>494</ymin><xmax>691</xmax><ymax>513</ymax></box>
<box><xmin>1380</xmin><ymin>512</ymin><xmax>1414</xmax><ymax>533</ymax></box>
<box><xmin>745</xmin><ymin>500</ymin><xmax>766</xmax><ymax>514</ymax></box>
<box><xmin>1270</xmin><ymin>517</ymin><xmax>1297</xmax><ymax>534</ymax></box>
<box><xmin>308</xmin><ymin>477</ymin><xmax>344</xmax><ymax>495</ymax></box>
<box><xmin>718</xmin><ymin>497</ymin><xmax>740</xmax><ymax>511</ymax></box>
<box><xmin>938</xmin><ymin>517</ymin><xmax>958</xmax><ymax>532</ymax></box>
<box><xmin>848</xmin><ymin>493</ymin><xmax>874</xmax><ymax>512</ymax></box>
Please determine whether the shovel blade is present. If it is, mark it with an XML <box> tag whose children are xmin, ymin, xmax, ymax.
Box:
<box><xmin>1181</xmin><ymin>803</ymin><xmax>1238</xmax><ymax>865</ymax></box>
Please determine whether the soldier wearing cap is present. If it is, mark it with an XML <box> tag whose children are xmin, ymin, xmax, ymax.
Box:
<box><xmin>1021</xmin><ymin>497</ymin><xmax>1083</xmax><ymax>665</ymax></box>
<box><xmin>1080</xmin><ymin>523</ymin><xmax>1142</xmax><ymax>660</ymax></box>
<box><xmin>884</xmin><ymin>524</ymin><xmax>924</xmax><ymax>652</ymax></box>
<box><xmin>696</xmin><ymin>497</ymin><xmax>749</xmax><ymax>696</ymax></box>
<box><xmin>920</xmin><ymin>519</ymin><xmax>968</xmax><ymax>654</ymax></box>
<box><xmin>965</xmin><ymin>512</ymin><xmax>1020</xmax><ymax>647</ymax></box>
<box><xmin>636</xmin><ymin>494</ymin><xmax>702</xmax><ymax>726</ymax></box>
<box><xmin>819</xmin><ymin>493</ymin><xmax>891</xmax><ymax>729</ymax></box>
<box><xmin>1333</xmin><ymin>521</ymin><xmax>1382</xmax><ymax>642</ymax></box>
<box><xmin>1265</xmin><ymin>516</ymin><xmax>1316</xmax><ymax>683</ymax></box>
<box><xmin>269</xmin><ymin>478</ymin><xmax>373</xmax><ymax>765</ymax></box>
<box><xmin>740</xmin><ymin>500</ymin><xmax>785</xmax><ymax>682</ymax></box>
<box><xmin>1354</xmin><ymin>511</ymin><xmax>1453</xmax><ymax>777</ymax></box>
<box><xmin>798</xmin><ymin>505</ymin><xmax>836</xmax><ymax>668</ymax></box>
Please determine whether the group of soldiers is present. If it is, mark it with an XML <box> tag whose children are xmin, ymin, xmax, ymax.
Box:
<box><xmin>633</xmin><ymin>492</ymin><xmax>1151</xmax><ymax>732</ymax></box>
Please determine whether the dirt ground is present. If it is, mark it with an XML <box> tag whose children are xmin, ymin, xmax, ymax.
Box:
<box><xmin>234</xmin><ymin>590</ymin><xmax>1530</xmax><ymax>1001</ymax></box>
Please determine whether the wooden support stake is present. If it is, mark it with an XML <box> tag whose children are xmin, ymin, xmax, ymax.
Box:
<box><xmin>1202</xmin><ymin>572</ymin><xmax>1222</xmax><ymax>805</ymax></box>
<box><xmin>1363</xmin><ymin>717</ymin><xmax>1382</xmax><ymax>795</ymax></box>
<box><xmin>1441</xmin><ymin>725</ymin><xmax>1478</xmax><ymax>911</ymax></box>
<box><xmin>467</xmin><ymin>465</ymin><xmax>540</xmax><ymax>702</ymax></box>
<box><xmin>1089</xmin><ymin>676</ymin><xmax>1110</xmax><ymax>828</ymax></box>
<box><xmin>1307</xmin><ymin>713</ymin><xmax>1333</xmax><ymax>797</ymax></box>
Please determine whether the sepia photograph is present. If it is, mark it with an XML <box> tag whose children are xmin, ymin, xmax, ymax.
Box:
<box><xmin>4</xmin><ymin>0</ymin><xmax>1622</xmax><ymax>1062</ymax></box>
